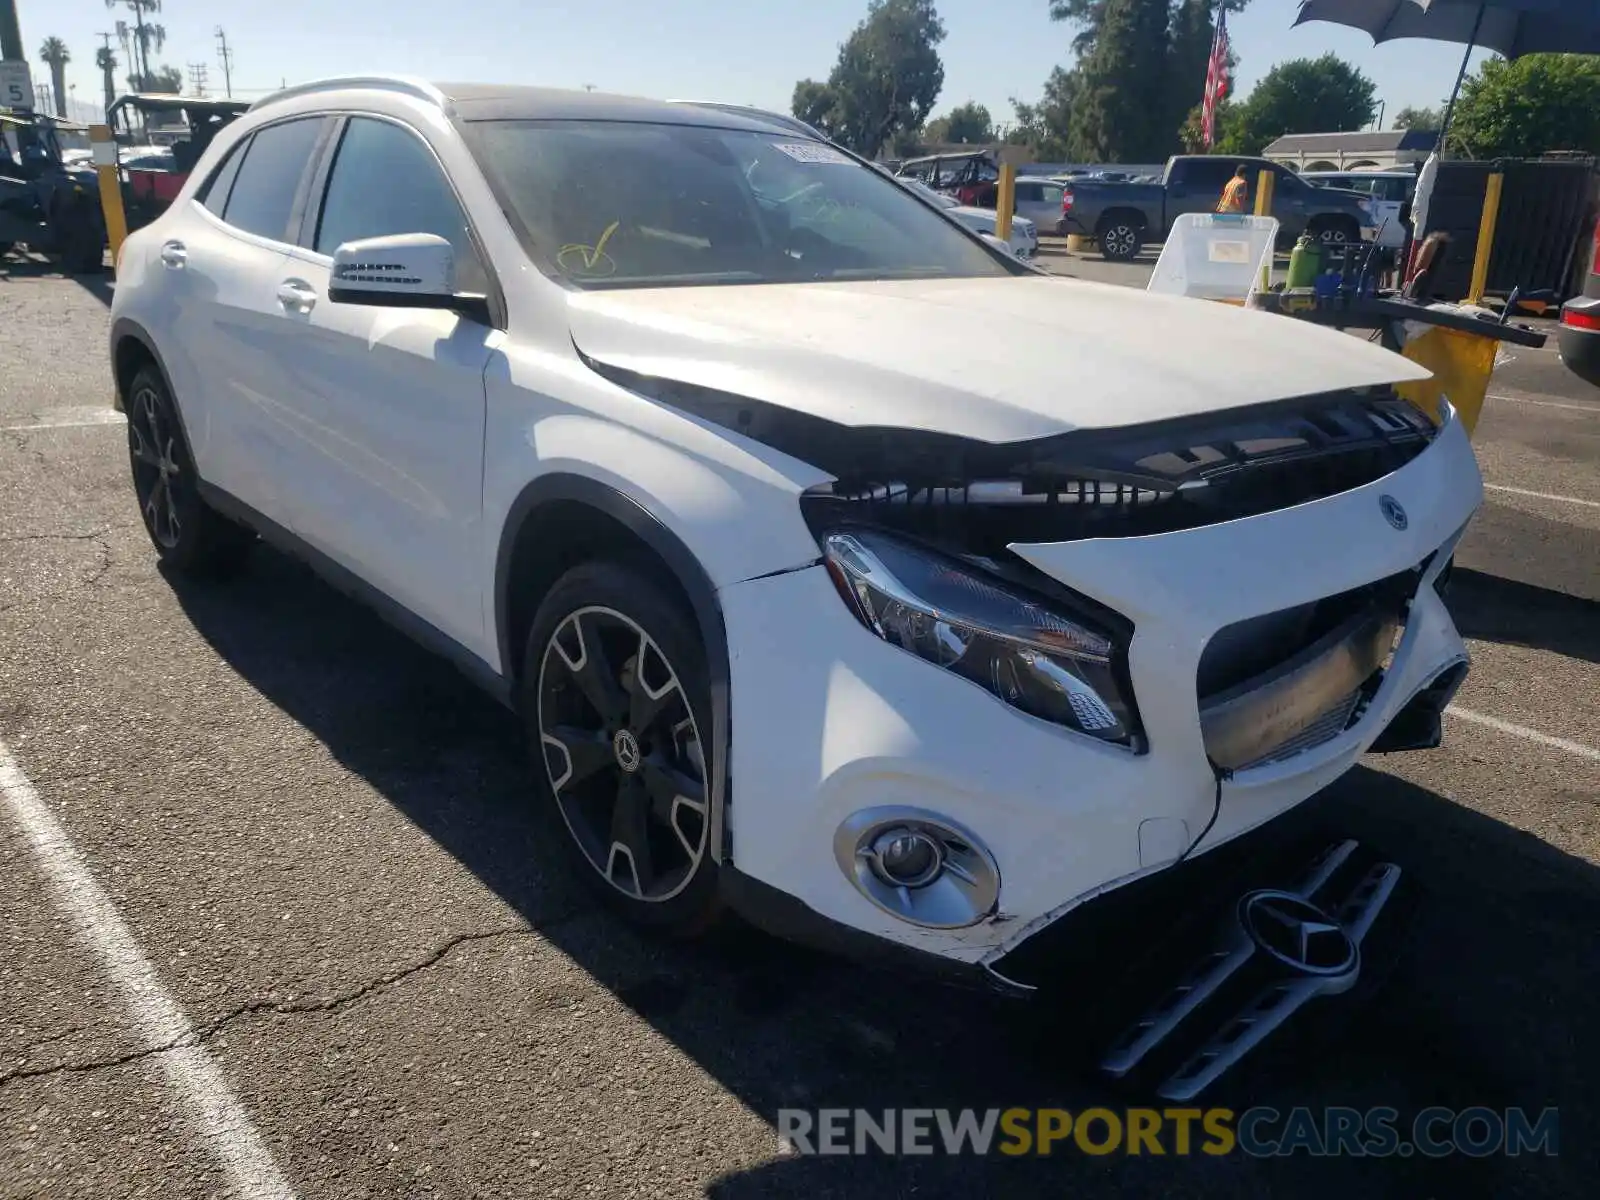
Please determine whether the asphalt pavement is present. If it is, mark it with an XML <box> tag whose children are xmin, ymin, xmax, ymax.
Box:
<box><xmin>2</xmin><ymin>251</ymin><xmax>1596</xmax><ymax>1199</ymax></box>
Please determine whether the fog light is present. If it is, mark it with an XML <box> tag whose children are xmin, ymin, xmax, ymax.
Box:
<box><xmin>834</xmin><ymin>807</ymin><xmax>1000</xmax><ymax>929</ymax></box>
<box><xmin>868</xmin><ymin>828</ymin><xmax>944</xmax><ymax>888</ymax></box>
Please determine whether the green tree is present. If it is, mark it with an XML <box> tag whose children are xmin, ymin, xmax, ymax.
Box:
<box><xmin>1049</xmin><ymin>0</ymin><xmax>1252</xmax><ymax>54</ymax></box>
<box><xmin>1450</xmin><ymin>54</ymin><xmax>1600</xmax><ymax>159</ymax></box>
<box><xmin>925</xmin><ymin>101</ymin><xmax>994</xmax><ymax>145</ymax></box>
<box><xmin>39</xmin><ymin>37</ymin><xmax>71</xmax><ymax>118</ymax></box>
<box><xmin>791</xmin><ymin>79</ymin><xmax>842</xmax><ymax>139</ymax></box>
<box><xmin>792</xmin><ymin>0</ymin><xmax>947</xmax><ymax>158</ymax></box>
<box><xmin>1217</xmin><ymin>53</ymin><xmax>1376</xmax><ymax>156</ymax></box>
<box><xmin>130</xmin><ymin>64</ymin><xmax>183</xmax><ymax>94</ymax></box>
<box><xmin>1070</xmin><ymin>0</ymin><xmax>1170</xmax><ymax>161</ymax></box>
<box><xmin>1393</xmin><ymin>104</ymin><xmax>1442</xmax><ymax>131</ymax></box>
<box><xmin>1009</xmin><ymin>67</ymin><xmax>1084</xmax><ymax>161</ymax></box>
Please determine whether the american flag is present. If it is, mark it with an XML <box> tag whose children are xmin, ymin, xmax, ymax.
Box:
<box><xmin>1202</xmin><ymin>6</ymin><xmax>1231</xmax><ymax>149</ymax></box>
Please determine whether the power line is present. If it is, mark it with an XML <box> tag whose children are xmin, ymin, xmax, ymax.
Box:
<box><xmin>187</xmin><ymin>62</ymin><xmax>208</xmax><ymax>97</ymax></box>
<box><xmin>214</xmin><ymin>27</ymin><xmax>234</xmax><ymax>98</ymax></box>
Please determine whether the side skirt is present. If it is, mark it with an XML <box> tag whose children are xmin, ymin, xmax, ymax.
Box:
<box><xmin>197</xmin><ymin>481</ymin><xmax>514</xmax><ymax>710</ymax></box>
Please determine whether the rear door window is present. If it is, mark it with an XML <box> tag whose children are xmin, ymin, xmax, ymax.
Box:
<box><xmin>1172</xmin><ymin>159</ymin><xmax>1233</xmax><ymax>191</ymax></box>
<box><xmin>221</xmin><ymin>117</ymin><xmax>326</xmax><ymax>242</ymax></box>
<box><xmin>1015</xmin><ymin>182</ymin><xmax>1041</xmax><ymax>203</ymax></box>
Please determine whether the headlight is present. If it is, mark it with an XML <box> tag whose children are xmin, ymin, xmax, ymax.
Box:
<box><xmin>821</xmin><ymin>529</ymin><xmax>1138</xmax><ymax>746</ymax></box>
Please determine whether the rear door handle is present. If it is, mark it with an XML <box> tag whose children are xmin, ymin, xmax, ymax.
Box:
<box><xmin>159</xmin><ymin>241</ymin><xmax>186</xmax><ymax>269</ymax></box>
<box><xmin>276</xmin><ymin>278</ymin><xmax>317</xmax><ymax>314</ymax></box>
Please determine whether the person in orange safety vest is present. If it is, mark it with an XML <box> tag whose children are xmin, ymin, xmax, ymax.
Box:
<box><xmin>1217</xmin><ymin>165</ymin><xmax>1249</xmax><ymax>214</ymax></box>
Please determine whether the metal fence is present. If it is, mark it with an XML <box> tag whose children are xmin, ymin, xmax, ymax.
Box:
<box><xmin>1416</xmin><ymin>157</ymin><xmax>1599</xmax><ymax>302</ymax></box>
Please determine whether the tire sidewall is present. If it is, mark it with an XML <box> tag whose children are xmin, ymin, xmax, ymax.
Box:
<box><xmin>127</xmin><ymin>364</ymin><xmax>211</xmax><ymax>565</ymax></box>
<box><xmin>519</xmin><ymin>560</ymin><xmax>723</xmax><ymax>933</ymax></box>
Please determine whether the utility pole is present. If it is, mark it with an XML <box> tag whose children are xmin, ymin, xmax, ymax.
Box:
<box><xmin>0</xmin><ymin>0</ymin><xmax>23</xmax><ymax>61</ymax></box>
<box><xmin>187</xmin><ymin>62</ymin><xmax>208</xmax><ymax>96</ymax></box>
<box><xmin>215</xmin><ymin>27</ymin><xmax>234</xmax><ymax>98</ymax></box>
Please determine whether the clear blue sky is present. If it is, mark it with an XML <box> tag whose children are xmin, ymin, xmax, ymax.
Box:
<box><xmin>35</xmin><ymin>0</ymin><xmax>1491</xmax><ymax>130</ymax></box>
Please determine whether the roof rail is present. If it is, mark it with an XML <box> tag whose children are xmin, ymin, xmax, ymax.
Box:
<box><xmin>248</xmin><ymin>75</ymin><xmax>447</xmax><ymax>113</ymax></box>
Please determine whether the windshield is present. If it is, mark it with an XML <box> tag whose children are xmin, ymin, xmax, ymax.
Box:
<box><xmin>463</xmin><ymin>119</ymin><xmax>1014</xmax><ymax>289</ymax></box>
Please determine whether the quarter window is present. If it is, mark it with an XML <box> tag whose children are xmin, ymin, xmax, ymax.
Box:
<box><xmin>198</xmin><ymin>138</ymin><xmax>248</xmax><ymax>217</ymax></box>
<box><xmin>221</xmin><ymin>118</ymin><xmax>325</xmax><ymax>242</ymax></box>
<box><xmin>314</xmin><ymin>117</ymin><xmax>486</xmax><ymax>293</ymax></box>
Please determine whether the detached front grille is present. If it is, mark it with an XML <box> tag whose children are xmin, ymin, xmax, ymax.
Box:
<box><xmin>800</xmin><ymin>390</ymin><xmax>1436</xmax><ymax>558</ymax></box>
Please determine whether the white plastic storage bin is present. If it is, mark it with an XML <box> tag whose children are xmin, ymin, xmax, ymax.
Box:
<box><xmin>1146</xmin><ymin>213</ymin><xmax>1279</xmax><ymax>304</ymax></box>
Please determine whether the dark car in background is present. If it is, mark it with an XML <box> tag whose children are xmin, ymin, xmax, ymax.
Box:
<box><xmin>1061</xmin><ymin>155</ymin><xmax>1376</xmax><ymax>261</ymax></box>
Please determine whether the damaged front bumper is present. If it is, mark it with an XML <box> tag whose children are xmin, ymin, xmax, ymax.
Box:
<box><xmin>714</xmin><ymin>402</ymin><xmax>1481</xmax><ymax>978</ymax></box>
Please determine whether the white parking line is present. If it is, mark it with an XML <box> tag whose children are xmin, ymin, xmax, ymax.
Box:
<box><xmin>1483</xmin><ymin>483</ymin><xmax>1600</xmax><ymax>509</ymax></box>
<box><xmin>0</xmin><ymin>410</ymin><xmax>126</xmax><ymax>432</ymax></box>
<box><xmin>1487</xmin><ymin>393</ymin><xmax>1599</xmax><ymax>414</ymax></box>
<box><xmin>1446</xmin><ymin>707</ymin><xmax>1600</xmax><ymax>763</ymax></box>
<box><xmin>0</xmin><ymin>740</ymin><xmax>298</xmax><ymax>1200</ymax></box>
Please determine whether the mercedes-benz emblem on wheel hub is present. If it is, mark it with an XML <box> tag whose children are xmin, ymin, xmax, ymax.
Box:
<box><xmin>612</xmin><ymin>729</ymin><xmax>642</xmax><ymax>773</ymax></box>
<box><xmin>1378</xmin><ymin>494</ymin><xmax>1408</xmax><ymax>531</ymax></box>
<box><xmin>1237</xmin><ymin>890</ymin><xmax>1358</xmax><ymax>977</ymax></box>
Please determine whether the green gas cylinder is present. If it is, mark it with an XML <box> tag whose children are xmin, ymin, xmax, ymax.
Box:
<box><xmin>1286</xmin><ymin>234</ymin><xmax>1321</xmax><ymax>290</ymax></box>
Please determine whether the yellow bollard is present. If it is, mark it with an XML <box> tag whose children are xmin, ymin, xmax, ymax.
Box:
<box><xmin>1254</xmin><ymin>168</ymin><xmax>1276</xmax><ymax>292</ymax></box>
<box><xmin>995</xmin><ymin>163</ymin><xmax>1016</xmax><ymax>244</ymax></box>
<box><xmin>89</xmin><ymin>124</ymin><xmax>128</xmax><ymax>271</ymax></box>
<box><xmin>1466</xmin><ymin>171</ymin><xmax>1504</xmax><ymax>306</ymax></box>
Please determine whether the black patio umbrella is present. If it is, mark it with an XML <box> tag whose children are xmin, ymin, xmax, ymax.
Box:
<box><xmin>1296</xmin><ymin>0</ymin><xmax>1600</xmax><ymax>149</ymax></box>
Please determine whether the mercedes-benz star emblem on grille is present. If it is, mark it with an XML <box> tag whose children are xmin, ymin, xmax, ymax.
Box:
<box><xmin>1379</xmin><ymin>494</ymin><xmax>1408</xmax><ymax>531</ymax></box>
<box><xmin>1237</xmin><ymin>889</ymin><xmax>1358</xmax><ymax>978</ymax></box>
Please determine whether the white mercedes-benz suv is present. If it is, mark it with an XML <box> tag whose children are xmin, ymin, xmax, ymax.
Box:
<box><xmin>110</xmin><ymin>77</ymin><xmax>1477</xmax><ymax>1071</ymax></box>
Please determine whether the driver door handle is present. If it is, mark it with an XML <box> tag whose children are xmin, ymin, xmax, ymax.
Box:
<box><xmin>276</xmin><ymin>278</ymin><xmax>317</xmax><ymax>314</ymax></box>
<box><xmin>159</xmin><ymin>241</ymin><xmax>187</xmax><ymax>269</ymax></box>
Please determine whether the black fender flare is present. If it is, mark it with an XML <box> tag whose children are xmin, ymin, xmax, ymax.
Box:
<box><xmin>494</xmin><ymin>473</ymin><xmax>734</xmax><ymax>863</ymax></box>
<box><xmin>109</xmin><ymin>317</ymin><xmax>173</xmax><ymax>413</ymax></box>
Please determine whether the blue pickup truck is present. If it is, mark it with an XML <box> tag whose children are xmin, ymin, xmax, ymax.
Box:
<box><xmin>1061</xmin><ymin>155</ymin><xmax>1377</xmax><ymax>262</ymax></box>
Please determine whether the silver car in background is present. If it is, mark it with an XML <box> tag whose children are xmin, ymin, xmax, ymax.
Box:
<box><xmin>899</xmin><ymin>178</ymin><xmax>1038</xmax><ymax>260</ymax></box>
<box><xmin>1013</xmin><ymin>176</ymin><xmax>1069</xmax><ymax>236</ymax></box>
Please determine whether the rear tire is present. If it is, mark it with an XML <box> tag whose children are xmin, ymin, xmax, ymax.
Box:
<box><xmin>125</xmin><ymin>364</ymin><xmax>255</xmax><ymax>577</ymax></box>
<box><xmin>522</xmin><ymin>561</ymin><xmax>724</xmax><ymax>936</ymax></box>
<box><xmin>1099</xmin><ymin>219</ymin><xmax>1144</xmax><ymax>262</ymax></box>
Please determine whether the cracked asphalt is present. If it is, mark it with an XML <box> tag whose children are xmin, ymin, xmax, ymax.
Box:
<box><xmin>1</xmin><ymin>252</ymin><xmax>1597</xmax><ymax>1199</ymax></box>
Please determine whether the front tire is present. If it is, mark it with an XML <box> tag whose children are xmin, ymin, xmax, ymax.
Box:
<box><xmin>125</xmin><ymin>364</ymin><xmax>255</xmax><ymax>576</ymax></box>
<box><xmin>522</xmin><ymin>561</ymin><xmax>723</xmax><ymax>935</ymax></box>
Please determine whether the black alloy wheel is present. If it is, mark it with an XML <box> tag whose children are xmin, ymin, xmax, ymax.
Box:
<box><xmin>125</xmin><ymin>364</ymin><xmax>254</xmax><ymax>575</ymax></box>
<box><xmin>1100</xmin><ymin>221</ymin><xmax>1143</xmax><ymax>262</ymax></box>
<box><xmin>525</xmin><ymin>563</ymin><xmax>721</xmax><ymax>932</ymax></box>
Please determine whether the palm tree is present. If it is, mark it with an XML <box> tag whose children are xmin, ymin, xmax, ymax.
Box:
<box><xmin>108</xmin><ymin>2</ymin><xmax>165</xmax><ymax>89</ymax></box>
<box><xmin>96</xmin><ymin>45</ymin><xmax>119</xmax><ymax>116</ymax></box>
<box><xmin>39</xmin><ymin>37</ymin><xmax>71</xmax><ymax>119</ymax></box>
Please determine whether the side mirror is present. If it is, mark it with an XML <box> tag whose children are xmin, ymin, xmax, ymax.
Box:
<box><xmin>329</xmin><ymin>232</ymin><xmax>490</xmax><ymax>324</ymax></box>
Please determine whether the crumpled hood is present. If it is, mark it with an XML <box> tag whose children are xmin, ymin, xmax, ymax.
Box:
<box><xmin>566</xmin><ymin>275</ymin><xmax>1431</xmax><ymax>443</ymax></box>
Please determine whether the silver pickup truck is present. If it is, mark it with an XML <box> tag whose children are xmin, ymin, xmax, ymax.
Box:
<box><xmin>1062</xmin><ymin>155</ymin><xmax>1376</xmax><ymax>261</ymax></box>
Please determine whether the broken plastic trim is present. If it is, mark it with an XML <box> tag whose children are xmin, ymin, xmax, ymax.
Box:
<box><xmin>579</xmin><ymin>348</ymin><xmax>1437</xmax><ymax>558</ymax></box>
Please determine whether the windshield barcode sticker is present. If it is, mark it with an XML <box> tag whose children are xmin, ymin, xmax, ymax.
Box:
<box><xmin>1208</xmin><ymin>240</ymin><xmax>1251</xmax><ymax>264</ymax></box>
<box><xmin>772</xmin><ymin>142</ymin><xmax>852</xmax><ymax>165</ymax></box>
